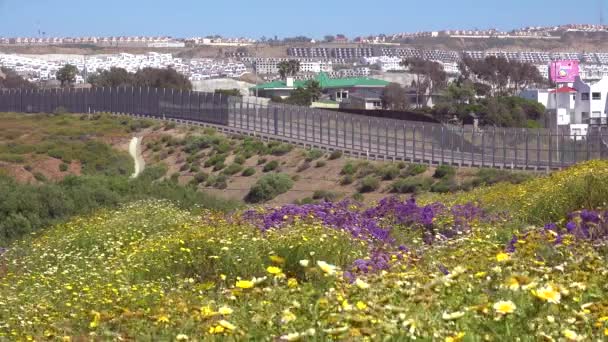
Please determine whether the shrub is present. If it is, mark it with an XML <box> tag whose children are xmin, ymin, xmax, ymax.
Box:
<box><xmin>433</xmin><ymin>165</ymin><xmax>456</xmax><ymax>179</ymax></box>
<box><xmin>170</xmin><ymin>173</ymin><xmax>180</xmax><ymax>183</ymax></box>
<box><xmin>245</xmin><ymin>173</ymin><xmax>294</xmax><ymax>203</ymax></box>
<box><xmin>164</xmin><ymin>122</ymin><xmax>176</xmax><ymax>130</ymax></box>
<box><xmin>391</xmin><ymin>177</ymin><xmax>432</xmax><ymax>194</ymax></box>
<box><xmin>0</xmin><ymin>153</ymin><xmax>25</xmax><ymax>163</ymax></box>
<box><xmin>206</xmin><ymin>174</ymin><xmax>228</xmax><ymax>189</ymax></box>
<box><xmin>402</xmin><ymin>164</ymin><xmax>428</xmax><ymax>177</ymax></box>
<box><xmin>269</xmin><ymin>143</ymin><xmax>293</xmax><ymax>156</ymax></box>
<box><xmin>296</xmin><ymin>197</ymin><xmax>315</xmax><ymax>205</ymax></box>
<box><xmin>341</xmin><ymin>162</ymin><xmax>357</xmax><ymax>175</ymax></box>
<box><xmin>328</xmin><ymin>150</ymin><xmax>343</xmax><ymax>160</ymax></box>
<box><xmin>222</xmin><ymin>163</ymin><xmax>243</xmax><ymax>176</ymax></box>
<box><xmin>431</xmin><ymin>179</ymin><xmax>458</xmax><ymax>193</ymax></box>
<box><xmin>352</xmin><ymin>192</ymin><xmax>364</xmax><ymax>202</ymax></box>
<box><xmin>257</xmin><ymin>158</ymin><xmax>268</xmax><ymax>166</ymax></box>
<box><xmin>233</xmin><ymin>155</ymin><xmax>246</xmax><ymax>165</ymax></box>
<box><xmin>241</xmin><ymin>167</ymin><xmax>256</xmax><ymax>177</ymax></box>
<box><xmin>297</xmin><ymin>161</ymin><xmax>311</xmax><ymax>172</ymax></box>
<box><xmin>204</xmin><ymin>154</ymin><xmax>227</xmax><ymax>168</ymax></box>
<box><xmin>24</xmin><ymin>165</ymin><xmax>33</xmax><ymax>172</ymax></box>
<box><xmin>59</xmin><ymin>163</ymin><xmax>69</xmax><ymax>172</ymax></box>
<box><xmin>305</xmin><ymin>149</ymin><xmax>324</xmax><ymax>162</ymax></box>
<box><xmin>263</xmin><ymin>160</ymin><xmax>279</xmax><ymax>172</ymax></box>
<box><xmin>312</xmin><ymin>190</ymin><xmax>339</xmax><ymax>202</ymax></box>
<box><xmin>291</xmin><ymin>175</ymin><xmax>300</xmax><ymax>182</ymax></box>
<box><xmin>475</xmin><ymin>169</ymin><xmax>532</xmax><ymax>186</ymax></box>
<box><xmin>356</xmin><ymin>163</ymin><xmax>377</xmax><ymax>178</ymax></box>
<box><xmin>377</xmin><ymin>165</ymin><xmax>400</xmax><ymax>180</ymax></box>
<box><xmin>179</xmin><ymin>164</ymin><xmax>189</xmax><ymax>172</ymax></box>
<box><xmin>340</xmin><ymin>175</ymin><xmax>354</xmax><ymax>185</ymax></box>
<box><xmin>189</xmin><ymin>164</ymin><xmax>200</xmax><ymax>173</ymax></box>
<box><xmin>212</xmin><ymin>162</ymin><xmax>226</xmax><ymax>171</ymax></box>
<box><xmin>315</xmin><ymin>160</ymin><xmax>327</xmax><ymax>168</ymax></box>
<box><xmin>193</xmin><ymin>172</ymin><xmax>209</xmax><ymax>184</ymax></box>
<box><xmin>33</xmin><ymin>172</ymin><xmax>47</xmax><ymax>182</ymax></box>
<box><xmin>358</xmin><ymin>176</ymin><xmax>380</xmax><ymax>193</ymax></box>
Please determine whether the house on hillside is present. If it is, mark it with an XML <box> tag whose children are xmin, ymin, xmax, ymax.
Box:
<box><xmin>249</xmin><ymin>72</ymin><xmax>389</xmax><ymax>103</ymax></box>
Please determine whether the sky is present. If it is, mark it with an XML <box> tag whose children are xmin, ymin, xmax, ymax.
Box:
<box><xmin>0</xmin><ymin>0</ymin><xmax>606</xmax><ymax>38</ymax></box>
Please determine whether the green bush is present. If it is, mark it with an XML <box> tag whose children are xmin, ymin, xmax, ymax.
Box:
<box><xmin>241</xmin><ymin>167</ymin><xmax>256</xmax><ymax>177</ymax></box>
<box><xmin>59</xmin><ymin>163</ymin><xmax>69</xmax><ymax>172</ymax></box>
<box><xmin>222</xmin><ymin>163</ymin><xmax>244</xmax><ymax>176</ymax></box>
<box><xmin>328</xmin><ymin>150</ymin><xmax>343</xmax><ymax>160</ymax></box>
<box><xmin>356</xmin><ymin>163</ymin><xmax>377</xmax><ymax>178</ymax></box>
<box><xmin>391</xmin><ymin>177</ymin><xmax>432</xmax><ymax>194</ymax></box>
<box><xmin>352</xmin><ymin>193</ymin><xmax>364</xmax><ymax>202</ymax></box>
<box><xmin>193</xmin><ymin>172</ymin><xmax>209</xmax><ymax>184</ymax></box>
<box><xmin>305</xmin><ymin>149</ymin><xmax>324</xmax><ymax>162</ymax></box>
<box><xmin>245</xmin><ymin>173</ymin><xmax>294</xmax><ymax>203</ymax></box>
<box><xmin>263</xmin><ymin>160</ymin><xmax>279</xmax><ymax>172</ymax></box>
<box><xmin>0</xmin><ymin>153</ymin><xmax>25</xmax><ymax>163</ymax></box>
<box><xmin>315</xmin><ymin>160</ymin><xmax>327</xmax><ymax>168</ymax></box>
<box><xmin>377</xmin><ymin>165</ymin><xmax>400</xmax><ymax>180</ymax></box>
<box><xmin>33</xmin><ymin>172</ymin><xmax>47</xmax><ymax>182</ymax></box>
<box><xmin>189</xmin><ymin>164</ymin><xmax>200</xmax><ymax>173</ymax></box>
<box><xmin>475</xmin><ymin>169</ymin><xmax>532</xmax><ymax>186</ymax></box>
<box><xmin>433</xmin><ymin>165</ymin><xmax>455</xmax><ymax>179</ymax></box>
<box><xmin>269</xmin><ymin>143</ymin><xmax>293</xmax><ymax>156</ymax></box>
<box><xmin>206</xmin><ymin>174</ymin><xmax>228</xmax><ymax>189</ymax></box>
<box><xmin>233</xmin><ymin>155</ymin><xmax>247</xmax><ymax>165</ymax></box>
<box><xmin>257</xmin><ymin>158</ymin><xmax>268</xmax><ymax>166</ymax></box>
<box><xmin>204</xmin><ymin>154</ymin><xmax>227</xmax><ymax>168</ymax></box>
<box><xmin>312</xmin><ymin>190</ymin><xmax>339</xmax><ymax>202</ymax></box>
<box><xmin>297</xmin><ymin>161</ymin><xmax>311</xmax><ymax>172</ymax></box>
<box><xmin>340</xmin><ymin>175</ymin><xmax>354</xmax><ymax>185</ymax></box>
<box><xmin>341</xmin><ymin>162</ymin><xmax>357</xmax><ymax>175</ymax></box>
<box><xmin>402</xmin><ymin>164</ymin><xmax>428</xmax><ymax>177</ymax></box>
<box><xmin>358</xmin><ymin>176</ymin><xmax>380</xmax><ymax>193</ymax></box>
<box><xmin>431</xmin><ymin>179</ymin><xmax>459</xmax><ymax>193</ymax></box>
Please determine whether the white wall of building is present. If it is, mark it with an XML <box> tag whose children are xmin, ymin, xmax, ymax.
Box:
<box><xmin>573</xmin><ymin>76</ymin><xmax>608</xmax><ymax>125</ymax></box>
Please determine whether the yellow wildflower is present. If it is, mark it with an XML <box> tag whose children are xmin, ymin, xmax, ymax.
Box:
<box><xmin>156</xmin><ymin>314</ymin><xmax>170</xmax><ymax>323</ymax></box>
<box><xmin>562</xmin><ymin>329</ymin><xmax>582</xmax><ymax>341</ymax></box>
<box><xmin>235</xmin><ymin>280</ymin><xmax>254</xmax><ymax>289</ymax></box>
<box><xmin>218</xmin><ymin>306</ymin><xmax>233</xmax><ymax>315</ymax></box>
<box><xmin>219</xmin><ymin>320</ymin><xmax>237</xmax><ymax>331</ymax></box>
<box><xmin>175</xmin><ymin>334</ymin><xmax>189</xmax><ymax>341</ymax></box>
<box><xmin>266</xmin><ymin>266</ymin><xmax>282</xmax><ymax>275</ymax></box>
<box><xmin>493</xmin><ymin>300</ymin><xmax>516</xmax><ymax>315</ymax></box>
<box><xmin>356</xmin><ymin>301</ymin><xmax>368</xmax><ymax>310</ymax></box>
<box><xmin>317</xmin><ymin>261</ymin><xmax>337</xmax><ymax>275</ymax></box>
<box><xmin>534</xmin><ymin>285</ymin><xmax>561</xmax><ymax>304</ymax></box>
<box><xmin>209</xmin><ymin>325</ymin><xmax>225</xmax><ymax>334</ymax></box>
<box><xmin>287</xmin><ymin>278</ymin><xmax>298</xmax><ymax>288</ymax></box>
<box><xmin>281</xmin><ymin>310</ymin><xmax>297</xmax><ymax>324</ymax></box>
<box><xmin>507</xmin><ymin>277</ymin><xmax>520</xmax><ymax>291</ymax></box>
<box><xmin>496</xmin><ymin>252</ymin><xmax>510</xmax><ymax>262</ymax></box>
<box><xmin>201</xmin><ymin>305</ymin><xmax>216</xmax><ymax>318</ymax></box>
<box><xmin>445</xmin><ymin>332</ymin><xmax>465</xmax><ymax>342</ymax></box>
<box><xmin>269</xmin><ymin>255</ymin><xmax>286</xmax><ymax>264</ymax></box>
<box><xmin>355</xmin><ymin>278</ymin><xmax>370</xmax><ymax>289</ymax></box>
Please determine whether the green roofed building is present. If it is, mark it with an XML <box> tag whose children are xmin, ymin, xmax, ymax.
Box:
<box><xmin>250</xmin><ymin>72</ymin><xmax>389</xmax><ymax>103</ymax></box>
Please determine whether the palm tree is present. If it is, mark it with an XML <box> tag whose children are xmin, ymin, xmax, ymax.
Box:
<box><xmin>287</xmin><ymin>60</ymin><xmax>300</xmax><ymax>76</ymax></box>
<box><xmin>305</xmin><ymin>80</ymin><xmax>322</xmax><ymax>102</ymax></box>
<box><xmin>277</xmin><ymin>61</ymin><xmax>290</xmax><ymax>80</ymax></box>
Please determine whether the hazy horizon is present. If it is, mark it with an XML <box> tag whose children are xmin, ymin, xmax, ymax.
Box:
<box><xmin>0</xmin><ymin>0</ymin><xmax>606</xmax><ymax>38</ymax></box>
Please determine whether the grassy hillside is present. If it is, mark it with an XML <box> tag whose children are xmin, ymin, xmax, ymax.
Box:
<box><xmin>1</xmin><ymin>161</ymin><xmax>607</xmax><ymax>340</ymax></box>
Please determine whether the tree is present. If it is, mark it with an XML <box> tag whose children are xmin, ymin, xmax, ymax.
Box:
<box><xmin>305</xmin><ymin>80</ymin><xmax>322</xmax><ymax>102</ymax></box>
<box><xmin>88</xmin><ymin>67</ymin><xmax>133</xmax><ymax>88</ymax></box>
<box><xmin>56</xmin><ymin>64</ymin><xmax>78</xmax><ymax>87</ymax></box>
<box><xmin>133</xmin><ymin>67</ymin><xmax>192</xmax><ymax>90</ymax></box>
<box><xmin>284</xmin><ymin>87</ymin><xmax>312</xmax><ymax>106</ymax></box>
<box><xmin>324</xmin><ymin>35</ymin><xmax>335</xmax><ymax>43</ymax></box>
<box><xmin>381</xmin><ymin>83</ymin><xmax>410</xmax><ymax>110</ymax></box>
<box><xmin>277</xmin><ymin>60</ymin><xmax>300</xmax><ymax>80</ymax></box>
<box><xmin>0</xmin><ymin>68</ymin><xmax>36</xmax><ymax>89</ymax></box>
<box><xmin>214</xmin><ymin>88</ymin><xmax>242</xmax><ymax>97</ymax></box>
<box><xmin>400</xmin><ymin>57</ymin><xmax>447</xmax><ymax>108</ymax></box>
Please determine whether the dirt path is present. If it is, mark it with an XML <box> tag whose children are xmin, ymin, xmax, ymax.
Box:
<box><xmin>129</xmin><ymin>136</ymin><xmax>145</xmax><ymax>178</ymax></box>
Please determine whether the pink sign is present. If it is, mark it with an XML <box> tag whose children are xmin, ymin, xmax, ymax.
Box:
<box><xmin>550</xmin><ymin>60</ymin><xmax>580</xmax><ymax>83</ymax></box>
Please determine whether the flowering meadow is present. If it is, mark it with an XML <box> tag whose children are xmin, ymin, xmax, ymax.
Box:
<box><xmin>1</xmin><ymin>161</ymin><xmax>608</xmax><ymax>341</ymax></box>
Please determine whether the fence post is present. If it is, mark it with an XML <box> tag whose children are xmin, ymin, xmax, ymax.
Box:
<box><xmin>421</xmin><ymin>125</ymin><xmax>426</xmax><ymax>164</ymax></box>
<box><xmin>304</xmin><ymin>109</ymin><xmax>308</xmax><ymax>141</ymax></box>
<box><xmin>525</xmin><ymin>129</ymin><xmax>529</xmax><ymax>169</ymax></box>
<box><xmin>440</xmin><ymin>126</ymin><xmax>445</xmax><ymax>165</ymax></box>
<box><xmin>560</xmin><ymin>131</ymin><xmax>565</xmax><ymax>168</ymax></box>
<box><xmin>273</xmin><ymin>107</ymin><xmax>279</xmax><ymax>135</ymax></box>
<box><xmin>431</xmin><ymin>126</ymin><xmax>435</xmax><ymax>164</ymax></box>
<box><xmin>492</xmin><ymin>128</ymin><xmax>496</xmax><ymax>168</ymax></box>
<box><xmin>351</xmin><ymin>116</ymin><xmax>355</xmax><ymax>150</ymax></box>
<box><xmin>548</xmin><ymin>130</ymin><xmax>553</xmax><ymax>170</ymax></box>
<box><xmin>412</xmin><ymin>126</ymin><xmax>417</xmax><ymax>162</ymax></box>
<box><xmin>368</xmin><ymin>119</ymin><xmax>371</xmax><ymax>154</ymax></box>
<box><xmin>470</xmin><ymin>129</ymin><xmax>475</xmax><ymax>167</ymax></box>
<box><xmin>502</xmin><ymin>130</ymin><xmax>507</xmax><ymax>169</ymax></box>
<box><xmin>403</xmin><ymin>124</ymin><xmax>407</xmax><ymax>160</ymax></box>
<box><xmin>536</xmin><ymin>130</ymin><xmax>541</xmax><ymax>169</ymax></box>
<box><xmin>586</xmin><ymin>131</ymin><xmax>590</xmax><ymax>161</ymax></box>
<box><xmin>481</xmin><ymin>131</ymin><xmax>485</xmax><ymax>168</ymax></box>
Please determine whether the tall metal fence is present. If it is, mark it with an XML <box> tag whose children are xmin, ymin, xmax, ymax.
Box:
<box><xmin>1</xmin><ymin>87</ymin><xmax>607</xmax><ymax>170</ymax></box>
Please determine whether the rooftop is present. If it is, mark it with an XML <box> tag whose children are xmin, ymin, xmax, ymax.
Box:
<box><xmin>251</xmin><ymin>72</ymin><xmax>389</xmax><ymax>90</ymax></box>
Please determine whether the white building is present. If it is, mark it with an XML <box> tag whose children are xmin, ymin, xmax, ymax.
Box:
<box><xmin>572</xmin><ymin>76</ymin><xmax>608</xmax><ymax>126</ymax></box>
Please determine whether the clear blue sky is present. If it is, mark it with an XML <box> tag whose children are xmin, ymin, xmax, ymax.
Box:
<box><xmin>0</xmin><ymin>0</ymin><xmax>605</xmax><ymax>38</ymax></box>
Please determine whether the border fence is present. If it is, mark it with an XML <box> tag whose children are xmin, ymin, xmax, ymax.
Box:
<box><xmin>1</xmin><ymin>87</ymin><xmax>607</xmax><ymax>170</ymax></box>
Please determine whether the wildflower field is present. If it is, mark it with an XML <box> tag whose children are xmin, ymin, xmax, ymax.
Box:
<box><xmin>1</xmin><ymin>161</ymin><xmax>608</xmax><ymax>341</ymax></box>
